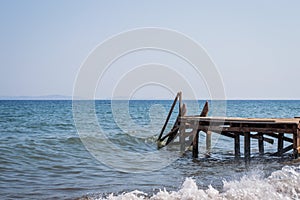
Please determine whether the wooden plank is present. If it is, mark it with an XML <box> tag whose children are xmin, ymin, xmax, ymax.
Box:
<box><xmin>272</xmin><ymin>144</ymin><xmax>293</xmax><ymax>156</ymax></box>
<box><xmin>158</xmin><ymin>92</ymin><xmax>178</xmax><ymax>141</ymax></box>
<box><xmin>264</xmin><ymin>133</ymin><xmax>293</xmax><ymax>143</ymax></box>
<box><xmin>164</xmin><ymin>101</ymin><xmax>187</xmax><ymax>146</ymax></box>
<box><xmin>194</xmin><ymin>126</ymin><xmax>295</xmax><ymax>134</ymax></box>
<box><xmin>164</xmin><ymin>127</ymin><xmax>179</xmax><ymax>145</ymax></box>
<box><xmin>220</xmin><ymin>132</ymin><xmax>236</xmax><ymax>138</ymax></box>
<box><xmin>180</xmin><ymin>116</ymin><xmax>300</xmax><ymax>125</ymax></box>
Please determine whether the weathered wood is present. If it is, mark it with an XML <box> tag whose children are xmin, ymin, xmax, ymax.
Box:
<box><xmin>181</xmin><ymin>116</ymin><xmax>300</xmax><ymax>125</ymax></box>
<box><xmin>234</xmin><ymin>133</ymin><xmax>240</xmax><ymax>157</ymax></box>
<box><xmin>220</xmin><ymin>132</ymin><xmax>235</xmax><ymax>138</ymax></box>
<box><xmin>252</xmin><ymin>134</ymin><xmax>274</xmax><ymax>144</ymax></box>
<box><xmin>258</xmin><ymin>132</ymin><xmax>264</xmax><ymax>155</ymax></box>
<box><xmin>192</xmin><ymin>101</ymin><xmax>209</xmax><ymax>158</ymax></box>
<box><xmin>195</xmin><ymin>126</ymin><xmax>294</xmax><ymax>135</ymax></box>
<box><xmin>179</xmin><ymin>102</ymin><xmax>187</xmax><ymax>153</ymax></box>
<box><xmin>200</xmin><ymin>101</ymin><xmax>209</xmax><ymax>117</ymax></box>
<box><xmin>294</xmin><ymin>124</ymin><xmax>300</xmax><ymax>158</ymax></box>
<box><xmin>197</xmin><ymin>128</ymin><xmax>274</xmax><ymax>144</ymax></box>
<box><xmin>179</xmin><ymin>122</ymin><xmax>185</xmax><ymax>153</ymax></box>
<box><xmin>272</xmin><ymin>144</ymin><xmax>293</xmax><ymax>156</ymax></box>
<box><xmin>178</xmin><ymin>91</ymin><xmax>182</xmax><ymax>116</ymax></box>
<box><xmin>164</xmin><ymin>103</ymin><xmax>187</xmax><ymax>146</ymax></box>
<box><xmin>293</xmin><ymin>125</ymin><xmax>298</xmax><ymax>158</ymax></box>
<box><xmin>164</xmin><ymin>127</ymin><xmax>179</xmax><ymax>146</ymax></box>
<box><xmin>297</xmin><ymin>124</ymin><xmax>300</xmax><ymax>154</ymax></box>
<box><xmin>206</xmin><ymin>131</ymin><xmax>212</xmax><ymax>157</ymax></box>
<box><xmin>192</xmin><ymin>131</ymin><xmax>199</xmax><ymax>158</ymax></box>
<box><xmin>278</xmin><ymin>133</ymin><xmax>284</xmax><ymax>156</ymax></box>
<box><xmin>158</xmin><ymin>92</ymin><xmax>179</xmax><ymax>141</ymax></box>
<box><xmin>158</xmin><ymin>92</ymin><xmax>300</xmax><ymax>159</ymax></box>
<box><xmin>264</xmin><ymin>132</ymin><xmax>293</xmax><ymax>143</ymax></box>
<box><xmin>244</xmin><ymin>132</ymin><xmax>251</xmax><ymax>159</ymax></box>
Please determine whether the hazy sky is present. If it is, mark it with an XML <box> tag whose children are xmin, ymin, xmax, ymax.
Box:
<box><xmin>1</xmin><ymin>1</ymin><xmax>299</xmax><ymax>99</ymax></box>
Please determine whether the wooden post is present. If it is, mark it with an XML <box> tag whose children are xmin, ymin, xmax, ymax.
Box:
<box><xmin>258</xmin><ymin>132</ymin><xmax>264</xmax><ymax>156</ymax></box>
<box><xmin>179</xmin><ymin>101</ymin><xmax>186</xmax><ymax>154</ymax></box>
<box><xmin>293</xmin><ymin>124</ymin><xmax>300</xmax><ymax>159</ymax></box>
<box><xmin>206</xmin><ymin>131</ymin><xmax>212</xmax><ymax>157</ymax></box>
<box><xmin>193</xmin><ymin>131</ymin><xmax>199</xmax><ymax>158</ymax></box>
<box><xmin>234</xmin><ymin>133</ymin><xmax>240</xmax><ymax>157</ymax></box>
<box><xmin>191</xmin><ymin>101</ymin><xmax>209</xmax><ymax>158</ymax></box>
<box><xmin>244</xmin><ymin>132</ymin><xmax>251</xmax><ymax>159</ymax></box>
<box><xmin>200</xmin><ymin>101</ymin><xmax>209</xmax><ymax>117</ymax></box>
<box><xmin>298</xmin><ymin>124</ymin><xmax>300</xmax><ymax>157</ymax></box>
<box><xmin>293</xmin><ymin>125</ymin><xmax>297</xmax><ymax>158</ymax></box>
<box><xmin>178</xmin><ymin>91</ymin><xmax>182</xmax><ymax>116</ymax></box>
<box><xmin>278</xmin><ymin>133</ymin><xmax>284</xmax><ymax>156</ymax></box>
<box><xmin>179</xmin><ymin>123</ymin><xmax>185</xmax><ymax>153</ymax></box>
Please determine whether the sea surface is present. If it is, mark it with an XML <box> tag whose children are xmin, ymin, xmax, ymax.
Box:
<box><xmin>1</xmin><ymin>100</ymin><xmax>300</xmax><ymax>199</ymax></box>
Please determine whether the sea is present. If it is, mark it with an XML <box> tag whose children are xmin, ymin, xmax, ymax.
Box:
<box><xmin>1</xmin><ymin>100</ymin><xmax>300</xmax><ymax>199</ymax></box>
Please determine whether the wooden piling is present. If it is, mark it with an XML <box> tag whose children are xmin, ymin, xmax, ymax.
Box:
<box><xmin>206</xmin><ymin>131</ymin><xmax>212</xmax><ymax>157</ymax></box>
<box><xmin>179</xmin><ymin>125</ymin><xmax>185</xmax><ymax>153</ymax></box>
<box><xmin>294</xmin><ymin>124</ymin><xmax>300</xmax><ymax>158</ymax></box>
<box><xmin>297</xmin><ymin>124</ymin><xmax>300</xmax><ymax>156</ymax></box>
<box><xmin>192</xmin><ymin>101</ymin><xmax>209</xmax><ymax>158</ymax></box>
<box><xmin>244</xmin><ymin>132</ymin><xmax>251</xmax><ymax>159</ymax></box>
<box><xmin>192</xmin><ymin>131</ymin><xmax>199</xmax><ymax>158</ymax></box>
<box><xmin>258</xmin><ymin>132</ymin><xmax>264</xmax><ymax>155</ymax></box>
<box><xmin>178</xmin><ymin>91</ymin><xmax>182</xmax><ymax>116</ymax></box>
<box><xmin>179</xmin><ymin>103</ymin><xmax>186</xmax><ymax>153</ymax></box>
<box><xmin>234</xmin><ymin>133</ymin><xmax>240</xmax><ymax>157</ymax></box>
<box><xmin>278</xmin><ymin>133</ymin><xmax>284</xmax><ymax>156</ymax></box>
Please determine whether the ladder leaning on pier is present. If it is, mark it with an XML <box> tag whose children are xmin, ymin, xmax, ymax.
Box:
<box><xmin>157</xmin><ymin>92</ymin><xmax>300</xmax><ymax>159</ymax></box>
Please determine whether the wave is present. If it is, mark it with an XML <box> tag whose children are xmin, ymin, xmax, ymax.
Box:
<box><xmin>84</xmin><ymin>165</ymin><xmax>300</xmax><ymax>200</ymax></box>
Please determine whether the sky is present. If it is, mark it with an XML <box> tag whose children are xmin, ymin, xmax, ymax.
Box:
<box><xmin>0</xmin><ymin>0</ymin><xmax>300</xmax><ymax>99</ymax></box>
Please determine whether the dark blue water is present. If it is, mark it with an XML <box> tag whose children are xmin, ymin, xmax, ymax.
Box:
<box><xmin>1</xmin><ymin>100</ymin><xmax>300</xmax><ymax>199</ymax></box>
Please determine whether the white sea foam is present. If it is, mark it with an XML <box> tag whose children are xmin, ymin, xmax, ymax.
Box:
<box><xmin>99</xmin><ymin>165</ymin><xmax>300</xmax><ymax>200</ymax></box>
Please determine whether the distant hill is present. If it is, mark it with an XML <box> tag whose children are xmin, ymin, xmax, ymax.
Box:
<box><xmin>0</xmin><ymin>95</ymin><xmax>72</xmax><ymax>100</ymax></box>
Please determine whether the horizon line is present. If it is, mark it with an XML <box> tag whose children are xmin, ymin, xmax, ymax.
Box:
<box><xmin>1</xmin><ymin>96</ymin><xmax>300</xmax><ymax>101</ymax></box>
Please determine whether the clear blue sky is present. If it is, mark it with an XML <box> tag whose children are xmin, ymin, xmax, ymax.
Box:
<box><xmin>1</xmin><ymin>0</ymin><xmax>299</xmax><ymax>99</ymax></box>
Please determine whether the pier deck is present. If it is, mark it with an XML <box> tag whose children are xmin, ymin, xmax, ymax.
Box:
<box><xmin>157</xmin><ymin>92</ymin><xmax>300</xmax><ymax>159</ymax></box>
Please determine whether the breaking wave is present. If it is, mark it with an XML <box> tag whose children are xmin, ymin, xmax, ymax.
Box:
<box><xmin>86</xmin><ymin>165</ymin><xmax>300</xmax><ymax>200</ymax></box>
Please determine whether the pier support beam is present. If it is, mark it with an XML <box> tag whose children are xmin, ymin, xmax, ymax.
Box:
<box><xmin>293</xmin><ymin>125</ymin><xmax>300</xmax><ymax>159</ymax></box>
<box><xmin>278</xmin><ymin>133</ymin><xmax>284</xmax><ymax>156</ymax></box>
<box><xmin>258</xmin><ymin>132</ymin><xmax>264</xmax><ymax>156</ymax></box>
<box><xmin>244</xmin><ymin>132</ymin><xmax>251</xmax><ymax>159</ymax></box>
<box><xmin>234</xmin><ymin>133</ymin><xmax>240</xmax><ymax>157</ymax></box>
<box><xmin>206</xmin><ymin>131</ymin><xmax>212</xmax><ymax>157</ymax></box>
<box><xmin>179</xmin><ymin>124</ymin><xmax>185</xmax><ymax>153</ymax></box>
<box><xmin>192</xmin><ymin>131</ymin><xmax>199</xmax><ymax>158</ymax></box>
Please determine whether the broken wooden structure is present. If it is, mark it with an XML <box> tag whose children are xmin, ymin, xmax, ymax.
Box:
<box><xmin>157</xmin><ymin>92</ymin><xmax>300</xmax><ymax>159</ymax></box>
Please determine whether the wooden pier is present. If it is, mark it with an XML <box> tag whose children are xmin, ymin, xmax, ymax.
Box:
<box><xmin>157</xmin><ymin>92</ymin><xmax>300</xmax><ymax>159</ymax></box>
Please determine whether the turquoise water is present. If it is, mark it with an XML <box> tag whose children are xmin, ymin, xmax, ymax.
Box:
<box><xmin>1</xmin><ymin>100</ymin><xmax>300</xmax><ymax>199</ymax></box>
